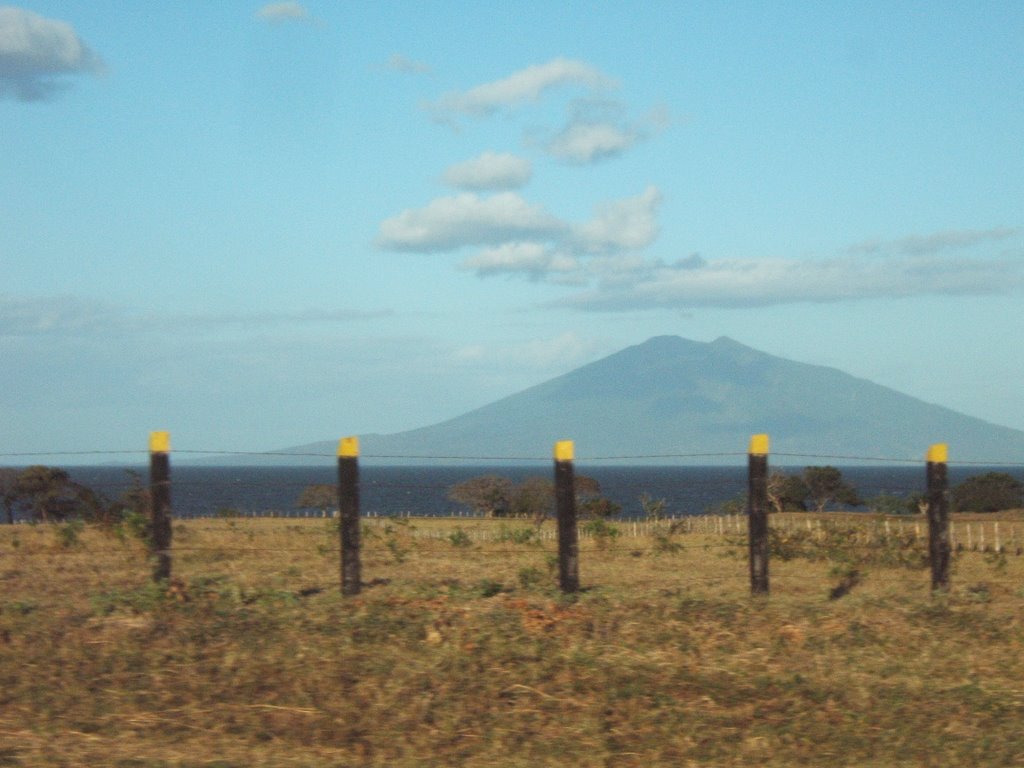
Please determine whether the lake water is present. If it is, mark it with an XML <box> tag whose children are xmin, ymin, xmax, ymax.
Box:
<box><xmin>57</xmin><ymin>463</ymin><xmax>1020</xmax><ymax>520</ymax></box>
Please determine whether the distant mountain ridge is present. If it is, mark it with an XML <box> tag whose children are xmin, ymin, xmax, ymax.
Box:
<box><xmin>270</xmin><ymin>336</ymin><xmax>1024</xmax><ymax>465</ymax></box>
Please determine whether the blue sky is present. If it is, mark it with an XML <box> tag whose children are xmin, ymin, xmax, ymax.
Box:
<box><xmin>2</xmin><ymin>1</ymin><xmax>1022</xmax><ymax>460</ymax></box>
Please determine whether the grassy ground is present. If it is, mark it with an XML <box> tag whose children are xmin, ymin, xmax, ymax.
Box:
<box><xmin>2</xmin><ymin>514</ymin><xmax>1024</xmax><ymax>766</ymax></box>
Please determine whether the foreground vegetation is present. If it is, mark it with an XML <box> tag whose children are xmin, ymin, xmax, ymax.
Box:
<box><xmin>3</xmin><ymin>513</ymin><xmax>1024</xmax><ymax>766</ymax></box>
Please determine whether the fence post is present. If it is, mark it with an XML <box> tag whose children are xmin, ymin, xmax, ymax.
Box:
<box><xmin>926</xmin><ymin>443</ymin><xmax>951</xmax><ymax>591</ymax></box>
<box><xmin>337</xmin><ymin>436</ymin><xmax>361</xmax><ymax>596</ymax></box>
<box><xmin>148</xmin><ymin>431</ymin><xmax>172</xmax><ymax>582</ymax></box>
<box><xmin>554</xmin><ymin>440</ymin><xmax>579</xmax><ymax>594</ymax></box>
<box><xmin>747</xmin><ymin>433</ymin><xmax>770</xmax><ymax>595</ymax></box>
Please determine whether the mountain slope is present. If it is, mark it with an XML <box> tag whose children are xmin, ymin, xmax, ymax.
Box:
<box><xmin>281</xmin><ymin>336</ymin><xmax>1024</xmax><ymax>464</ymax></box>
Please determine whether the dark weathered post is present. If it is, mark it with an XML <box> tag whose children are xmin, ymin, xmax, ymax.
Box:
<box><xmin>337</xmin><ymin>436</ymin><xmax>361</xmax><ymax>596</ymax></box>
<box><xmin>149</xmin><ymin>431</ymin><xmax>172</xmax><ymax>582</ymax></box>
<box><xmin>926</xmin><ymin>443</ymin><xmax>951</xmax><ymax>591</ymax></box>
<box><xmin>747</xmin><ymin>433</ymin><xmax>770</xmax><ymax>596</ymax></box>
<box><xmin>554</xmin><ymin>440</ymin><xmax>579</xmax><ymax>594</ymax></box>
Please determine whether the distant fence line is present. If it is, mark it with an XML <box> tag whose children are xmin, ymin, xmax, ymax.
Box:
<box><xmin>6</xmin><ymin>433</ymin><xmax>1020</xmax><ymax>595</ymax></box>
<box><xmin>125</xmin><ymin>431</ymin><xmax>975</xmax><ymax>598</ymax></box>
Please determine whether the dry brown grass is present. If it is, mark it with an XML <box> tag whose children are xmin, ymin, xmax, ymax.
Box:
<box><xmin>2</xmin><ymin>514</ymin><xmax>1024</xmax><ymax>766</ymax></box>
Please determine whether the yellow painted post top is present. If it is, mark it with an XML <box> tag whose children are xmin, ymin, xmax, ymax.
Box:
<box><xmin>748</xmin><ymin>433</ymin><xmax>770</xmax><ymax>456</ymax></box>
<box><xmin>554</xmin><ymin>440</ymin><xmax>574</xmax><ymax>462</ymax></box>
<box><xmin>149</xmin><ymin>431</ymin><xmax>171</xmax><ymax>454</ymax></box>
<box><xmin>337</xmin><ymin>436</ymin><xmax>360</xmax><ymax>458</ymax></box>
<box><xmin>926</xmin><ymin>443</ymin><xmax>948</xmax><ymax>463</ymax></box>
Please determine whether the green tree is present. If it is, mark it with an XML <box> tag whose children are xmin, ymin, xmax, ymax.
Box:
<box><xmin>13</xmin><ymin>466</ymin><xmax>76</xmax><ymax>521</ymax></box>
<box><xmin>952</xmin><ymin>472</ymin><xmax>1024</xmax><ymax>513</ymax></box>
<box><xmin>448</xmin><ymin>475</ymin><xmax>513</xmax><ymax>517</ymax></box>
<box><xmin>639</xmin><ymin>493</ymin><xmax>668</xmax><ymax>521</ymax></box>
<box><xmin>6</xmin><ymin>466</ymin><xmax>111</xmax><ymax>523</ymax></box>
<box><xmin>296</xmin><ymin>483</ymin><xmax>337</xmax><ymax>514</ymax></box>
<box><xmin>0</xmin><ymin>468</ymin><xmax>19</xmax><ymax>524</ymax></box>
<box><xmin>448</xmin><ymin>473</ymin><xmax>616</xmax><ymax>522</ymax></box>
<box><xmin>767</xmin><ymin>472</ymin><xmax>809</xmax><ymax>513</ymax></box>
<box><xmin>509</xmin><ymin>476</ymin><xmax>554</xmax><ymax>522</ymax></box>
<box><xmin>802</xmin><ymin>466</ymin><xmax>860</xmax><ymax>513</ymax></box>
<box><xmin>573</xmin><ymin>475</ymin><xmax>621</xmax><ymax>519</ymax></box>
<box><xmin>867</xmin><ymin>493</ymin><xmax>921</xmax><ymax>516</ymax></box>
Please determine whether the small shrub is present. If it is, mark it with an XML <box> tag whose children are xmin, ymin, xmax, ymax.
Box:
<box><xmin>984</xmin><ymin>548</ymin><xmax>1008</xmax><ymax>573</ymax></box>
<box><xmin>55</xmin><ymin>519</ymin><xmax>85</xmax><ymax>549</ymax></box>
<box><xmin>476</xmin><ymin>578</ymin><xmax>504</xmax><ymax>598</ymax></box>
<box><xmin>545</xmin><ymin>554</ymin><xmax>559</xmax><ymax>575</ymax></box>
<box><xmin>497</xmin><ymin>524</ymin><xmax>537</xmax><ymax>545</ymax></box>
<box><xmin>448</xmin><ymin>527</ymin><xmax>472</xmax><ymax>548</ymax></box>
<box><xmin>7</xmin><ymin>600</ymin><xmax>38</xmax><ymax>616</ymax></box>
<box><xmin>582</xmin><ymin>518</ymin><xmax>620</xmax><ymax>549</ymax></box>
<box><xmin>707</xmin><ymin>493</ymin><xmax>746</xmax><ymax>516</ymax></box>
<box><xmin>966</xmin><ymin>583</ymin><xmax>992</xmax><ymax>604</ymax></box>
<box><xmin>868</xmin><ymin>493</ymin><xmax>919</xmax><ymax>516</ymax></box>
<box><xmin>91</xmin><ymin>582</ymin><xmax>167</xmax><ymax>615</ymax></box>
<box><xmin>517</xmin><ymin>566</ymin><xmax>544</xmax><ymax>589</ymax></box>
<box><xmin>652</xmin><ymin>527</ymin><xmax>682</xmax><ymax>555</ymax></box>
<box><xmin>119</xmin><ymin>509</ymin><xmax>151</xmax><ymax>543</ymax></box>
<box><xmin>828</xmin><ymin>567</ymin><xmax>862</xmax><ymax>600</ymax></box>
<box><xmin>381</xmin><ymin>523</ymin><xmax>411</xmax><ymax>563</ymax></box>
<box><xmin>639</xmin><ymin>493</ymin><xmax>668</xmax><ymax>521</ymax></box>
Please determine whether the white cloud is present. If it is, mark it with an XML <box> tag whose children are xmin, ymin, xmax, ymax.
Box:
<box><xmin>442</xmin><ymin>152</ymin><xmax>532</xmax><ymax>191</ymax></box>
<box><xmin>0</xmin><ymin>294</ymin><xmax>118</xmax><ymax>335</ymax></box>
<box><xmin>0</xmin><ymin>294</ymin><xmax>393</xmax><ymax>336</ymax></box>
<box><xmin>849</xmin><ymin>227</ymin><xmax>1021</xmax><ymax>257</ymax></box>
<box><xmin>430</xmin><ymin>57</ymin><xmax>614</xmax><ymax>117</ymax></box>
<box><xmin>559</xmin><ymin>252</ymin><xmax>1024</xmax><ymax>311</ymax></box>
<box><xmin>378</xmin><ymin>185</ymin><xmax>664</xmax><ymax>282</ymax></box>
<box><xmin>377</xmin><ymin>192</ymin><xmax>566</xmax><ymax>252</ymax></box>
<box><xmin>385</xmin><ymin>53</ymin><xmax>431</xmax><ymax>74</ymax></box>
<box><xmin>459</xmin><ymin>242</ymin><xmax>578</xmax><ymax>280</ymax></box>
<box><xmin>0</xmin><ymin>7</ymin><xmax>103</xmax><ymax>101</ymax></box>
<box><xmin>255</xmin><ymin>2</ymin><xmax>310</xmax><ymax>23</ymax></box>
<box><xmin>537</xmin><ymin>98</ymin><xmax>666</xmax><ymax>164</ymax></box>
<box><xmin>572</xmin><ymin>186</ymin><xmax>662</xmax><ymax>254</ymax></box>
<box><xmin>546</xmin><ymin>120</ymin><xmax>639</xmax><ymax>163</ymax></box>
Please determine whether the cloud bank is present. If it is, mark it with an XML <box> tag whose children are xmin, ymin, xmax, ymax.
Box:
<box><xmin>459</xmin><ymin>243</ymin><xmax>579</xmax><ymax>281</ymax></box>
<box><xmin>848</xmin><ymin>227</ymin><xmax>1021</xmax><ymax>257</ymax></box>
<box><xmin>430</xmin><ymin>57</ymin><xmax>614</xmax><ymax>118</ymax></box>
<box><xmin>0</xmin><ymin>294</ymin><xmax>393</xmax><ymax>337</ymax></box>
<box><xmin>442</xmin><ymin>152</ymin><xmax>532</xmax><ymax>191</ymax></box>
<box><xmin>384</xmin><ymin>56</ymin><xmax>1022</xmax><ymax>313</ymax></box>
<box><xmin>557</xmin><ymin>228</ymin><xmax>1024</xmax><ymax>311</ymax></box>
<box><xmin>0</xmin><ymin>7</ymin><xmax>104</xmax><ymax>101</ymax></box>
<box><xmin>377</xmin><ymin>192</ymin><xmax>566</xmax><ymax>252</ymax></box>
<box><xmin>380</xmin><ymin>186</ymin><xmax>661</xmax><ymax>261</ymax></box>
<box><xmin>255</xmin><ymin>2</ymin><xmax>310</xmax><ymax>23</ymax></box>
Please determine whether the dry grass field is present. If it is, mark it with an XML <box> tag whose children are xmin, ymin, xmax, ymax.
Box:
<box><xmin>2</xmin><ymin>513</ymin><xmax>1024</xmax><ymax>767</ymax></box>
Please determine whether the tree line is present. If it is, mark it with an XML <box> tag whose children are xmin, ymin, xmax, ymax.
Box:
<box><xmin>0</xmin><ymin>466</ymin><xmax>147</xmax><ymax>525</ymax></box>
<box><xmin>1</xmin><ymin>463</ymin><xmax>1021</xmax><ymax>524</ymax></box>
<box><xmin>438</xmin><ymin>467</ymin><xmax>1024</xmax><ymax>519</ymax></box>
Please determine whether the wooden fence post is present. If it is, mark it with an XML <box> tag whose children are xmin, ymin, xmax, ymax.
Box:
<box><xmin>337</xmin><ymin>436</ymin><xmax>361</xmax><ymax>596</ymax></box>
<box><xmin>148</xmin><ymin>431</ymin><xmax>172</xmax><ymax>582</ymax></box>
<box><xmin>554</xmin><ymin>440</ymin><xmax>579</xmax><ymax>594</ymax></box>
<box><xmin>747</xmin><ymin>433</ymin><xmax>770</xmax><ymax>595</ymax></box>
<box><xmin>926</xmin><ymin>443</ymin><xmax>951</xmax><ymax>591</ymax></box>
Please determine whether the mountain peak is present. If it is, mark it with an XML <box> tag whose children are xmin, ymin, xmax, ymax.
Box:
<box><xmin>710</xmin><ymin>335</ymin><xmax>743</xmax><ymax>348</ymax></box>
<box><xmin>638</xmin><ymin>335</ymin><xmax>749</xmax><ymax>352</ymax></box>
<box><xmin>273</xmin><ymin>336</ymin><xmax>1024</xmax><ymax>465</ymax></box>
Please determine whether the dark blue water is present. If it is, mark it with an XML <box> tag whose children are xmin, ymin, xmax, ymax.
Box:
<box><xmin>58</xmin><ymin>464</ymin><xmax>1022</xmax><ymax>520</ymax></box>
